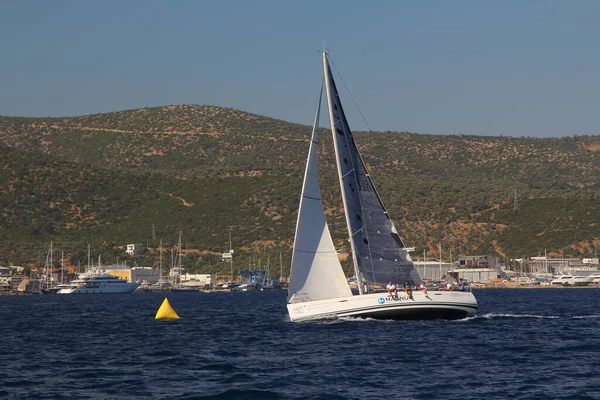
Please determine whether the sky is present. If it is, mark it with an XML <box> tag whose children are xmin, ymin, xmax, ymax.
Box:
<box><xmin>1</xmin><ymin>0</ymin><xmax>599</xmax><ymax>137</ymax></box>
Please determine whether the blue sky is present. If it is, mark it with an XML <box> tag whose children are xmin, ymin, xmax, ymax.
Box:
<box><xmin>1</xmin><ymin>0</ymin><xmax>599</xmax><ymax>137</ymax></box>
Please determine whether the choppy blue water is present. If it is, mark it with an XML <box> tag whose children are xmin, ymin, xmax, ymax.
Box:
<box><xmin>1</xmin><ymin>289</ymin><xmax>599</xmax><ymax>399</ymax></box>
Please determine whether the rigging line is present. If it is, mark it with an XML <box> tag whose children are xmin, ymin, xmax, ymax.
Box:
<box><xmin>341</xmin><ymin>169</ymin><xmax>355</xmax><ymax>179</ymax></box>
<box><xmin>327</xmin><ymin>55</ymin><xmax>373</xmax><ymax>132</ymax></box>
<box><xmin>350</xmin><ymin>225</ymin><xmax>366</xmax><ymax>237</ymax></box>
<box><xmin>294</xmin><ymin>250</ymin><xmax>342</xmax><ymax>254</ymax></box>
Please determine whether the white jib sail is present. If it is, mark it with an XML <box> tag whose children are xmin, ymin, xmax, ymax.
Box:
<box><xmin>287</xmin><ymin>82</ymin><xmax>353</xmax><ymax>303</ymax></box>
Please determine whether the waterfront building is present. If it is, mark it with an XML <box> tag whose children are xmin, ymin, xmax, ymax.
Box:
<box><xmin>106</xmin><ymin>267</ymin><xmax>160</xmax><ymax>284</ymax></box>
<box><xmin>413</xmin><ymin>261</ymin><xmax>453</xmax><ymax>281</ymax></box>
<box><xmin>447</xmin><ymin>268</ymin><xmax>499</xmax><ymax>283</ymax></box>
<box><xmin>180</xmin><ymin>273</ymin><xmax>216</xmax><ymax>287</ymax></box>
<box><xmin>458</xmin><ymin>255</ymin><xmax>499</xmax><ymax>268</ymax></box>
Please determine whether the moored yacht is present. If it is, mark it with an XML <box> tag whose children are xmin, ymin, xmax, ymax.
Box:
<box><xmin>587</xmin><ymin>273</ymin><xmax>600</xmax><ymax>285</ymax></box>
<box><xmin>568</xmin><ymin>275</ymin><xmax>591</xmax><ymax>285</ymax></box>
<box><xmin>42</xmin><ymin>283</ymin><xmax>77</xmax><ymax>294</ymax></box>
<box><xmin>236</xmin><ymin>283</ymin><xmax>259</xmax><ymax>292</ymax></box>
<box><xmin>57</xmin><ymin>270</ymin><xmax>139</xmax><ymax>294</ymax></box>
<box><xmin>550</xmin><ymin>274</ymin><xmax>590</xmax><ymax>286</ymax></box>
<box><xmin>551</xmin><ymin>275</ymin><xmax>573</xmax><ymax>285</ymax></box>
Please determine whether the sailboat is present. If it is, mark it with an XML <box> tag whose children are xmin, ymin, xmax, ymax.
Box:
<box><xmin>168</xmin><ymin>232</ymin><xmax>197</xmax><ymax>292</ymax></box>
<box><xmin>286</xmin><ymin>51</ymin><xmax>478</xmax><ymax>321</ymax></box>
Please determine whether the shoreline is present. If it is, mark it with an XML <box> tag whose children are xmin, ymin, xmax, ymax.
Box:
<box><xmin>473</xmin><ymin>284</ymin><xmax>600</xmax><ymax>289</ymax></box>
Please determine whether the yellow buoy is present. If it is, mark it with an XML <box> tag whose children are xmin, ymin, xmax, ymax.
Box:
<box><xmin>155</xmin><ymin>297</ymin><xmax>180</xmax><ymax>320</ymax></box>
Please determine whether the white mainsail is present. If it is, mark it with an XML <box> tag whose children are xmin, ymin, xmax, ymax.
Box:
<box><xmin>287</xmin><ymin>83</ymin><xmax>352</xmax><ymax>303</ymax></box>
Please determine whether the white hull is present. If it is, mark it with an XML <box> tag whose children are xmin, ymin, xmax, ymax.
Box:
<box><xmin>287</xmin><ymin>291</ymin><xmax>477</xmax><ymax>322</ymax></box>
<box><xmin>57</xmin><ymin>282</ymin><xmax>139</xmax><ymax>294</ymax></box>
<box><xmin>551</xmin><ymin>275</ymin><xmax>590</xmax><ymax>285</ymax></box>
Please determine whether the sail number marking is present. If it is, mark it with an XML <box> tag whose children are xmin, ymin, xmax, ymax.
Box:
<box><xmin>358</xmin><ymin>177</ymin><xmax>372</xmax><ymax>192</ymax></box>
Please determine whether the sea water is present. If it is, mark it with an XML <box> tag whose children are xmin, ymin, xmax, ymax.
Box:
<box><xmin>0</xmin><ymin>289</ymin><xmax>599</xmax><ymax>399</ymax></box>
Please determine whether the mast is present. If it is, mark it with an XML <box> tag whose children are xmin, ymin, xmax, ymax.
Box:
<box><xmin>266</xmin><ymin>255</ymin><xmax>270</xmax><ymax>285</ymax></box>
<box><xmin>323</xmin><ymin>51</ymin><xmax>363</xmax><ymax>294</ymax></box>
<box><xmin>45</xmin><ymin>241</ymin><xmax>53</xmax><ymax>290</ymax></box>
<box><xmin>50</xmin><ymin>241</ymin><xmax>53</xmax><ymax>288</ymax></box>
<box><xmin>423</xmin><ymin>249</ymin><xmax>426</xmax><ymax>280</ymax></box>
<box><xmin>177</xmin><ymin>231</ymin><xmax>183</xmax><ymax>288</ymax></box>
<box><xmin>159</xmin><ymin>239</ymin><xmax>163</xmax><ymax>281</ymax></box>
<box><xmin>46</xmin><ymin>241</ymin><xmax>52</xmax><ymax>289</ymax></box>
<box><xmin>438</xmin><ymin>243</ymin><xmax>442</xmax><ymax>280</ymax></box>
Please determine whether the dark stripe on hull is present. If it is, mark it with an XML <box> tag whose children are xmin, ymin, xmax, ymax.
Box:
<box><xmin>338</xmin><ymin>303</ymin><xmax>477</xmax><ymax>321</ymax></box>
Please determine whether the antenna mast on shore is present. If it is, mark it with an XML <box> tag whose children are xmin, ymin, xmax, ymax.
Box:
<box><xmin>229</xmin><ymin>230</ymin><xmax>234</xmax><ymax>282</ymax></box>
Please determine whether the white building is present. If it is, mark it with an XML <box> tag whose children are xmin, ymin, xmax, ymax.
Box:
<box><xmin>126</xmin><ymin>244</ymin><xmax>144</xmax><ymax>256</ymax></box>
<box><xmin>106</xmin><ymin>267</ymin><xmax>160</xmax><ymax>284</ymax></box>
<box><xmin>447</xmin><ymin>268</ymin><xmax>499</xmax><ymax>283</ymax></box>
<box><xmin>413</xmin><ymin>261</ymin><xmax>453</xmax><ymax>281</ymax></box>
<box><xmin>181</xmin><ymin>273</ymin><xmax>217</xmax><ymax>287</ymax></box>
<box><xmin>222</xmin><ymin>249</ymin><xmax>234</xmax><ymax>262</ymax></box>
<box><xmin>10</xmin><ymin>266</ymin><xmax>24</xmax><ymax>274</ymax></box>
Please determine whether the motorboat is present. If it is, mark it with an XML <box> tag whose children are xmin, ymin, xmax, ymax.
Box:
<box><xmin>550</xmin><ymin>274</ymin><xmax>590</xmax><ymax>286</ymax></box>
<box><xmin>42</xmin><ymin>283</ymin><xmax>77</xmax><ymax>294</ymax></box>
<box><xmin>57</xmin><ymin>270</ymin><xmax>139</xmax><ymax>294</ymax></box>
<box><xmin>587</xmin><ymin>273</ymin><xmax>600</xmax><ymax>285</ymax></box>
<box><xmin>236</xmin><ymin>283</ymin><xmax>259</xmax><ymax>292</ymax></box>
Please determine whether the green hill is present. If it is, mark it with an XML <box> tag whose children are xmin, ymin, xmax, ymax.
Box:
<box><xmin>1</xmin><ymin>105</ymin><xmax>599</xmax><ymax>273</ymax></box>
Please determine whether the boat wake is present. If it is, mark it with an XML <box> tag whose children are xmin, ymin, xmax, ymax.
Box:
<box><xmin>336</xmin><ymin>316</ymin><xmax>396</xmax><ymax>323</ymax></box>
<box><xmin>471</xmin><ymin>313</ymin><xmax>560</xmax><ymax>320</ymax></box>
<box><xmin>571</xmin><ymin>314</ymin><xmax>600</xmax><ymax>319</ymax></box>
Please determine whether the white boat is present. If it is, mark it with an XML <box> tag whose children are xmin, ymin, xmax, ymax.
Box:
<box><xmin>44</xmin><ymin>283</ymin><xmax>77</xmax><ymax>294</ymax></box>
<box><xmin>286</xmin><ymin>51</ymin><xmax>478</xmax><ymax>322</ymax></box>
<box><xmin>236</xmin><ymin>283</ymin><xmax>258</xmax><ymax>292</ymax></box>
<box><xmin>550</xmin><ymin>275</ymin><xmax>572</xmax><ymax>285</ymax></box>
<box><xmin>587</xmin><ymin>273</ymin><xmax>600</xmax><ymax>285</ymax></box>
<box><xmin>550</xmin><ymin>274</ymin><xmax>590</xmax><ymax>285</ymax></box>
<box><xmin>567</xmin><ymin>275</ymin><xmax>591</xmax><ymax>285</ymax></box>
<box><xmin>57</xmin><ymin>270</ymin><xmax>139</xmax><ymax>294</ymax></box>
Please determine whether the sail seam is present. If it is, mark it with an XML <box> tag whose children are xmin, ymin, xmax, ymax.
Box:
<box><xmin>294</xmin><ymin>250</ymin><xmax>340</xmax><ymax>254</ymax></box>
<box><xmin>301</xmin><ymin>195</ymin><xmax>321</xmax><ymax>201</ymax></box>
